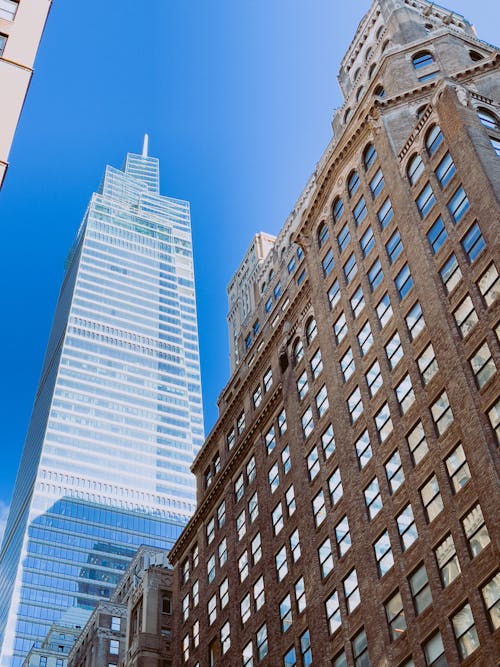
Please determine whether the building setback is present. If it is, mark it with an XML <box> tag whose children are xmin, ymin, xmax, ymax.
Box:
<box><xmin>0</xmin><ymin>142</ymin><xmax>204</xmax><ymax>667</ymax></box>
<box><xmin>0</xmin><ymin>0</ymin><xmax>52</xmax><ymax>189</ymax></box>
<box><xmin>168</xmin><ymin>1</ymin><xmax>499</xmax><ymax>666</ymax></box>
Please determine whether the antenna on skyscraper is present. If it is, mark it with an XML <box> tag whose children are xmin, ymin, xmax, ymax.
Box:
<box><xmin>142</xmin><ymin>133</ymin><xmax>149</xmax><ymax>157</ymax></box>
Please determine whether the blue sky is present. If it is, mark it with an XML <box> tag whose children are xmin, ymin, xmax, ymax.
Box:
<box><xmin>0</xmin><ymin>0</ymin><xmax>497</xmax><ymax>521</ymax></box>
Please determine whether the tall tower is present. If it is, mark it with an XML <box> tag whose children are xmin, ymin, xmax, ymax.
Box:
<box><xmin>169</xmin><ymin>1</ymin><xmax>499</xmax><ymax>666</ymax></box>
<box><xmin>0</xmin><ymin>0</ymin><xmax>52</xmax><ymax>189</ymax></box>
<box><xmin>0</xmin><ymin>140</ymin><xmax>204</xmax><ymax>667</ymax></box>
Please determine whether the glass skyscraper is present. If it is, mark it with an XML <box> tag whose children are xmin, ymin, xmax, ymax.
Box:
<box><xmin>0</xmin><ymin>141</ymin><xmax>204</xmax><ymax>666</ymax></box>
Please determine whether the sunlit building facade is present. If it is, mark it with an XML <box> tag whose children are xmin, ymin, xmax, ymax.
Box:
<box><xmin>0</xmin><ymin>143</ymin><xmax>204</xmax><ymax>666</ymax></box>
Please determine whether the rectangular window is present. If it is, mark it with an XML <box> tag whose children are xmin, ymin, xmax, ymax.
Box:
<box><xmin>360</xmin><ymin>226</ymin><xmax>375</xmax><ymax>257</ymax></box>
<box><xmin>300</xmin><ymin>630</ymin><xmax>313</xmax><ymax>666</ymax></box>
<box><xmin>276</xmin><ymin>546</ymin><xmax>288</xmax><ymax>581</ymax></box>
<box><xmin>396</xmin><ymin>263</ymin><xmax>413</xmax><ymax>299</ymax></box>
<box><xmin>445</xmin><ymin>443</ymin><xmax>470</xmax><ymax>492</ymax></box>
<box><xmin>453</xmin><ymin>296</ymin><xmax>478</xmax><ymax>337</ymax></box>
<box><xmin>221</xmin><ymin>621</ymin><xmax>230</xmax><ymax>654</ymax></box>
<box><xmin>0</xmin><ymin>34</ymin><xmax>7</xmax><ymax>57</ymax></box>
<box><xmin>240</xmin><ymin>593</ymin><xmax>251</xmax><ymax>624</ymax></box>
<box><xmin>0</xmin><ymin>0</ymin><xmax>18</xmax><ymax>21</ymax></box>
<box><xmin>374</xmin><ymin>530</ymin><xmax>394</xmax><ymax>576</ymax></box>
<box><xmin>452</xmin><ymin>603</ymin><xmax>480</xmax><ymax>660</ymax></box>
<box><xmin>386</xmin><ymin>331</ymin><xmax>403</xmax><ymax>369</ymax></box>
<box><xmin>440</xmin><ymin>253</ymin><xmax>462</xmax><ymax>293</ymax></box>
<box><xmin>248</xmin><ymin>491</ymin><xmax>258</xmax><ymax>523</ymax></box>
<box><xmin>377</xmin><ymin>292</ymin><xmax>393</xmax><ymax>328</ymax></box>
<box><xmin>236</xmin><ymin>509</ymin><xmax>246</xmax><ymax>540</ymax></box>
<box><xmin>322</xmin><ymin>424</ymin><xmax>336</xmax><ymax>458</ymax></box>
<box><xmin>462</xmin><ymin>503</ymin><xmax>490</xmax><ymax>557</ymax></box>
<box><xmin>409</xmin><ymin>564</ymin><xmax>432</xmax><ymax>614</ymax></box>
<box><xmin>344</xmin><ymin>253</ymin><xmax>358</xmax><ymax>284</ymax></box>
<box><xmin>290</xmin><ymin>528</ymin><xmax>301</xmax><ymax>562</ymax></box>
<box><xmin>340</xmin><ymin>348</ymin><xmax>355</xmax><ymax>382</ymax></box>
<box><xmin>182</xmin><ymin>635</ymin><xmax>189</xmax><ymax>662</ymax></box>
<box><xmin>337</xmin><ymin>224</ymin><xmax>351</xmax><ymax>253</ymax></box>
<box><xmin>280</xmin><ymin>594</ymin><xmax>293</xmax><ymax>633</ymax></box>
<box><xmin>436</xmin><ymin>151</ymin><xmax>456</xmax><ymax>187</ymax></box>
<box><xmin>265</xmin><ymin>425</ymin><xmax>276</xmax><ymax>454</ymax></box>
<box><xmin>407</xmin><ymin>420</ymin><xmax>429</xmax><ymax>465</ymax></box>
<box><xmin>256</xmin><ymin>624</ymin><xmax>268</xmax><ymax>660</ymax></box>
<box><xmin>288</xmin><ymin>257</ymin><xmax>296</xmax><ymax>274</ymax></box>
<box><xmin>311</xmin><ymin>348</ymin><xmax>323</xmax><ymax>378</ymax></box>
<box><xmin>358</xmin><ymin>320</ymin><xmax>373</xmax><ymax>355</ymax></box>
<box><xmin>227</xmin><ymin>428</ymin><xmax>235</xmax><ymax>450</ymax></box>
<box><xmin>397</xmin><ymin>503</ymin><xmax>418</xmax><ymax>551</ymax></box>
<box><xmin>295</xmin><ymin>576</ymin><xmax>307</xmax><ymax>612</ymax></box>
<box><xmin>251</xmin><ymin>532</ymin><xmax>262</xmax><ymax>565</ymax></box>
<box><xmin>265</xmin><ymin>296</ymin><xmax>273</xmax><ymax>313</ymax></box>
<box><xmin>378</xmin><ymin>197</ymin><xmax>394</xmax><ymax>228</ymax></box>
<box><xmin>206</xmin><ymin>517</ymin><xmax>215</xmax><ymax>545</ymax></box>
<box><xmin>322</xmin><ymin>248</ymin><xmax>335</xmax><ymax>277</ymax></box>
<box><xmin>278</xmin><ymin>409</ymin><xmax>287</xmax><ymax>436</ymax></box>
<box><xmin>477</xmin><ymin>262</ymin><xmax>499</xmax><ymax>306</ymax></box>
<box><xmin>315</xmin><ymin>385</ymin><xmax>329</xmax><ymax>418</ymax></box>
<box><xmin>396</xmin><ymin>374</ymin><xmax>415</xmax><ymax>414</ymax></box>
<box><xmin>217</xmin><ymin>500</ymin><xmax>226</xmax><ymax>528</ymax></box>
<box><xmin>353</xmin><ymin>196</ymin><xmax>368</xmax><ymax>225</ymax></box>
<box><xmin>423</xmin><ymin>632</ymin><xmax>444</xmax><ymax>666</ymax></box>
<box><xmin>182</xmin><ymin>593</ymin><xmax>190</xmax><ymax>621</ymax></box>
<box><xmin>274</xmin><ymin>282</ymin><xmax>282</xmax><ymax>299</ymax></box>
<box><xmin>356</xmin><ymin>429</ymin><xmax>372</xmax><ymax>467</ymax></box>
<box><xmin>364</xmin><ymin>477</ymin><xmax>382</xmax><ymax>519</ymax></box>
<box><xmin>368</xmin><ymin>258</ymin><xmax>384</xmax><ymax>291</ymax></box>
<box><xmin>352</xmin><ymin>628</ymin><xmax>369</xmax><ymax>666</ymax></box>
<box><xmin>312</xmin><ymin>489</ymin><xmax>326</xmax><ymax>527</ymax></box>
<box><xmin>462</xmin><ymin>222</ymin><xmax>485</xmax><ymax>262</ymax></box>
<box><xmin>307</xmin><ymin>447</ymin><xmax>319</xmax><ymax>481</ymax></box>
<box><xmin>344</xmin><ymin>569</ymin><xmax>360</xmax><ymax>613</ymax></box>
<box><xmin>318</xmin><ymin>538</ymin><xmax>334</xmax><ymax>578</ymax></box>
<box><xmin>218</xmin><ymin>537</ymin><xmax>228</xmax><ymax>567</ymax></box>
<box><xmin>328</xmin><ymin>467</ymin><xmax>343</xmax><ymax>505</ymax></box>
<box><xmin>335</xmin><ymin>516</ymin><xmax>352</xmax><ymax>556</ymax></box>
<box><xmin>286</xmin><ymin>484</ymin><xmax>296</xmax><ymax>516</ymax></box>
<box><xmin>254</xmin><ymin>575</ymin><xmax>265</xmax><ymax>610</ymax></box>
<box><xmin>431</xmin><ymin>391</ymin><xmax>453</xmax><ymax>436</ymax></box>
<box><xmin>192</xmin><ymin>580</ymin><xmax>199</xmax><ymax>607</ymax></box>
<box><xmin>253</xmin><ymin>385</ymin><xmax>263</xmax><ymax>409</ymax></box>
<box><xmin>385</xmin><ymin>450</ymin><xmax>404</xmax><ymax>493</ymax></box>
<box><xmin>220</xmin><ymin>577</ymin><xmax>229</xmax><ymax>608</ymax></box>
<box><xmin>351</xmin><ymin>285</ymin><xmax>365</xmax><ymax>318</ymax></box>
<box><xmin>386</xmin><ymin>230</ymin><xmax>403</xmax><ymax>263</ymax></box>
<box><xmin>420</xmin><ymin>474</ymin><xmax>443</xmax><ymax>522</ymax></box>
<box><xmin>263</xmin><ymin>367</ymin><xmax>273</xmax><ymax>392</ymax></box>
<box><xmin>418</xmin><ymin>343</ymin><xmax>438</xmax><ymax>384</ymax></box>
<box><xmin>406</xmin><ymin>301</ymin><xmax>425</xmax><ymax>340</ymax></box>
<box><xmin>375</xmin><ymin>402</ymin><xmax>393</xmax><ymax>442</ymax></box>
<box><xmin>238</xmin><ymin>549</ymin><xmax>249</xmax><ymax>581</ymax></box>
<box><xmin>283</xmin><ymin>648</ymin><xmax>296</xmax><ymax>667</ymax></box>
<box><xmin>237</xmin><ymin>411</ymin><xmax>245</xmax><ymax>434</ymax></box>
<box><xmin>348</xmin><ymin>387</ymin><xmax>363</xmax><ymax>423</ymax></box>
<box><xmin>326</xmin><ymin>590</ymin><xmax>341</xmax><ymax>634</ymax></box>
<box><xmin>448</xmin><ymin>185</ymin><xmax>470</xmax><ymax>223</ymax></box>
<box><xmin>488</xmin><ymin>400</ymin><xmax>500</xmax><ymax>444</ymax></box>
<box><xmin>366</xmin><ymin>360</ymin><xmax>383</xmax><ymax>396</ymax></box>
<box><xmin>435</xmin><ymin>534</ymin><xmax>461</xmax><ymax>587</ymax></box>
<box><xmin>385</xmin><ymin>590</ymin><xmax>407</xmax><ymax>640</ymax></box>
<box><xmin>328</xmin><ymin>279</ymin><xmax>341</xmax><ymax>310</ymax></box>
<box><xmin>242</xmin><ymin>641</ymin><xmax>253</xmax><ymax>667</ymax></box>
<box><xmin>297</xmin><ymin>370</ymin><xmax>309</xmax><ymax>400</ymax></box>
<box><xmin>246</xmin><ymin>455</ymin><xmax>256</xmax><ymax>483</ymax></box>
<box><xmin>427</xmin><ymin>216</ymin><xmax>448</xmax><ymax>254</ymax></box>
<box><xmin>416</xmin><ymin>182</ymin><xmax>436</xmax><ymax>218</ymax></box>
<box><xmin>207</xmin><ymin>554</ymin><xmax>215</xmax><ymax>583</ymax></box>
<box><xmin>334</xmin><ymin>311</ymin><xmax>347</xmax><ymax>343</ymax></box>
<box><xmin>470</xmin><ymin>341</ymin><xmax>496</xmax><ymax>388</ymax></box>
<box><xmin>235</xmin><ymin>473</ymin><xmax>244</xmax><ymax>502</ymax></box>
<box><xmin>370</xmin><ymin>168</ymin><xmax>385</xmax><ymax>198</ymax></box>
<box><xmin>301</xmin><ymin>407</ymin><xmax>314</xmax><ymax>439</ymax></box>
<box><xmin>481</xmin><ymin>572</ymin><xmax>500</xmax><ymax>631</ymax></box>
<box><xmin>281</xmin><ymin>444</ymin><xmax>291</xmax><ymax>473</ymax></box>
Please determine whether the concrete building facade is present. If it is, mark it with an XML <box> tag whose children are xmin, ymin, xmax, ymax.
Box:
<box><xmin>0</xmin><ymin>0</ymin><xmax>51</xmax><ymax>189</ymax></box>
<box><xmin>169</xmin><ymin>1</ymin><xmax>499</xmax><ymax>666</ymax></box>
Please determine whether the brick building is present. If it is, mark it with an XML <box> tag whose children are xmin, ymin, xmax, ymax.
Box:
<box><xmin>169</xmin><ymin>0</ymin><xmax>499</xmax><ymax>665</ymax></box>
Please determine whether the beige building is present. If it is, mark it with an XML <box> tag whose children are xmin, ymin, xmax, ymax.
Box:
<box><xmin>0</xmin><ymin>0</ymin><xmax>51</xmax><ymax>189</ymax></box>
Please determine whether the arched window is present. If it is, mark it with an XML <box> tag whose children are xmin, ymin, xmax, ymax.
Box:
<box><xmin>353</xmin><ymin>67</ymin><xmax>361</xmax><ymax>81</ymax></box>
<box><xmin>332</xmin><ymin>197</ymin><xmax>344</xmax><ymax>223</ymax></box>
<box><xmin>261</xmin><ymin>282</ymin><xmax>267</xmax><ymax>294</ymax></box>
<box><xmin>268</xmin><ymin>269</ymin><xmax>274</xmax><ymax>281</ymax></box>
<box><xmin>416</xmin><ymin>104</ymin><xmax>427</xmax><ymax>119</ymax></box>
<box><xmin>365</xmin><ymin>47</ymin><xmax>372</xmax><ymax>62</ymax></box>
<box><xmin>318</xmin><ymin>223</ymin><xmax>329</xmax><ymax>248</ymax></box>
<box><xmin>376</xmin><ymin>26</ymin><xmax>384</xmax><ymax>40</ymax></box>
<box><xmin>469</xmin><ymin>50</ymin><xmax>484</xmax><ymax>63</ymax></box>
<box><xmin>344</xmin><ymin>108</ymin><xmax>353</xmax><ymax>124</ymax></box>
<box><xmin>306</xmin><ymin>318</ymin><xmax>318</xmax><ymax>345</ymax></box>
<box><xmin>356</xmin><ymin>87</ymin><xmax>365</xmax><ymax>102</ymax></box>
<box><xmin>374</xmin><ymin>84</ymin><xmax>386</xmax><ymax>98</ymax></box>
<box><xmin>412</xmin><ymin>51</ymin><xmax>434</xmax><ymax>70</ymax></box>
<box><xmin>347</xmin><ymin>171</ymin><xmax>360</xmax><ymax>197</ymax></box>
<box><xmin>381</xmin><ymin>40</ymin><xmax>390</xmax><ymax>53</ymax></box>
<box><xmin>363</xmin><ymin>144</ymin><xmax>377</xmax><ymax>170</ymax></box>
<box><xmin>293</xmin><ymin>338</ymin><xmax>304</xmax><ymax>364</ymax></box>
<box><xmin>368</xmin><ymin>63</ymin><xmax>376</xmax><ymax>79</ymax></box>
<box><xmin>477</xmin><ymin>107</ymin><xmax>498</xmax><ymax>131</ymax></box>
<box><xmin>426</xmin><ymin>125</ymin><xmax>443</xmax><ymax>156</ymax></box>
<box><xmin>407</xmin><ymin>154</ymin><xmax>424</xmax><ymax>185</ymax></box>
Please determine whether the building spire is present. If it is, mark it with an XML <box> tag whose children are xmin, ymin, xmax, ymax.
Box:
<box><xmin>142</xmin><ymin>133</ymin><xmax>149</xmax><ymax>157</ymax></box>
